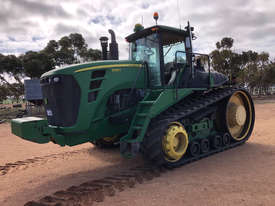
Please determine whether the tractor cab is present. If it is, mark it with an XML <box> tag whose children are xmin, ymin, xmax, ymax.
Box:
<box><xmin>126</xmin><ymin>24</ymin><xmax>188</xmax><ymax>88</ymax></box>
<box><xmin>126</xmin><ymin>21</ymin><xmax>228</xmax><ymax>89</ymax></box>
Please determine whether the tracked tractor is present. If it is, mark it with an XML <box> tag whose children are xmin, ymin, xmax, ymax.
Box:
<box><xmin>11</xmin><ymin>13</ymin><xmax>255</xmax><ymax>166</ymax></box>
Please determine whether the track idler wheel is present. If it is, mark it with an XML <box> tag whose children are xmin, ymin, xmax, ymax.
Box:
<box><xmin>200</xmin><ymin>138</ymin><xmax>210</xmax><ymax>153</ymax></box>
<box><xmin>189</xmin><ymin>141</ymin><xmax>200</xmax><ymax>157</ymax></box>
<box><xmin>222</xmin><ymin>133</ymin><xmax>231</xmax><ymax>146</ymax></box>
<box><xmin>212</xmin><ymin>135</ymin><xmax>222</xmax><ymax>149</ymax></box>
<box><xmin>225</xmin><ymin>90</ymin><xmax>255</xmax><ymax>142</ymax></box>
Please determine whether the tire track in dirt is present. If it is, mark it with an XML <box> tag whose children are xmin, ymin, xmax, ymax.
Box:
<box><xmin>0</xmin><ymin>149</ymin><xmax>89</xmax><ymax>176</ymax></box>
<box><xmin>24</xmin><ymin>166</ymin><xmax>167</xmax><ymax>206</ymax></box>
<box><xmin>23</xmin><ymin>134</ymin><xmax>251</xmax><ymax>206</ymax></box>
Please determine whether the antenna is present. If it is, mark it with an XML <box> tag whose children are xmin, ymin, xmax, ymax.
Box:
<box><xmin>177</xmin><ymin>0</ymin><xmax>182</xmax><ymax>29</ymax></box>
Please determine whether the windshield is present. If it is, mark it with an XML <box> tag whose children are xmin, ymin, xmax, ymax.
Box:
<box><xmin>163</xmin><ymin>42</ymin><xmax>186</xmax><ymax>65</ymax></box>
<box><xmin>130</xmin><ymin>33</ymin><xmax>161</xmax><ymax>87</ymax></box>
<box><xmin>130</xmin><ymin>33</ymin><xmax>159</xmax><ymax>62</ymax></box>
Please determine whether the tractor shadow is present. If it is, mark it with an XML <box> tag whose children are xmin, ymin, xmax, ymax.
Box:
<box><xmin>86</xmin><ymin>145</ymin><xmax>128</xmax><ymax>163</ymax></box>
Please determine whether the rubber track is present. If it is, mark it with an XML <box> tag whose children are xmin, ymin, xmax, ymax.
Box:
<box><xmin>143</xmin><ymin>86</ymin><xmax>253</xmax><ymax>168</ymax></box>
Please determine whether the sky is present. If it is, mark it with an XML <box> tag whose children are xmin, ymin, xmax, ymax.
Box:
<box><xmin>1</xmin><ymin>0</ymin><xmax>275</xmax><ymax>59</ymax></box>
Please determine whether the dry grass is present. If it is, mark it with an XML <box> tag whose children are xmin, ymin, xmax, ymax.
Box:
<box><xmin>0</xmin><ymin>103</ymin><xmax>27</xmax><ymax>121</ymax></box>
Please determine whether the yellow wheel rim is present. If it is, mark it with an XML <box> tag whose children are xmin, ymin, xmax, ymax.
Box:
<box><xmin>162</xmin><ymin>122</ymin><xmax>189</xmax><ymax>162</ymax></box>
<box><xmin>102</xmin><ymin>135</ymin><xmax>118</xmax><ymax>143</ymax></box>
<box><xmin>226</xmin><ymin>91</ymin><xmax>253</xmax><ymax>141</ymax></box>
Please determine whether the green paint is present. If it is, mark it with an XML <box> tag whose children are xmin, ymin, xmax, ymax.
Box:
<box><xmin>11</xmin><ymin>24</ymin><xmax>226</xmax><ymax>154</ymax></box>
<box><xmin>120</xmin><ymin>88</ymin><xmax>193</xmax><ymax>144</ymax></box>
<box><xmin>12</xmin><ymin>60</ymin><xmax>146</xmax><ymax>146</ymax></box>
<box><xmin>11</xmin><ymin>117</ymin><xmax>52</xmax><ymax>144</ymax></box>
<box><xmin>187</xmin><ymin>118</ymin><xmax>214</xmax><ymax>141</ymax></box>
<box><xmin>10</xmin><ymin>57</ymin><xmax>211</xmax><ymax>147</ymax></box>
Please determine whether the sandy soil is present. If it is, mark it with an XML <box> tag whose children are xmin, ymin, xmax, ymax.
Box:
<box><xmin>0</xmin><ymin>101</ymin><xmax>275</xmax><ymax>206</ymax></box>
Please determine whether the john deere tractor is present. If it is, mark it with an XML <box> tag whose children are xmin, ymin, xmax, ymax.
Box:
<box><xmin>11</xmin><ymin>14</ymin><xmax>255</xmax><ymax>166</ymax></box>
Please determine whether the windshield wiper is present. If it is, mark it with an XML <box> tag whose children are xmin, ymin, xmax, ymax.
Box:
<box><xmin>164</xmin><ymin>46</ymin><xmax>172</xmax><ymax>57</ymax></box>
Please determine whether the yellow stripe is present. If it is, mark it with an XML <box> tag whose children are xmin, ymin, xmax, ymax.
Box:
<box><xmin>75</xmin><ymin>64</ymin><xmax>142</xmax><ymax>73</ymax></box>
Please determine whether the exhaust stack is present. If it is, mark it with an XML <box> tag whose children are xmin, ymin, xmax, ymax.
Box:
<box><xmin>108</xmin><ymin>29</ymin><xmax>119</xmax><ymax>60</ymax></box>
<box><xmin>99</xmin><ymin>30</ymin><xmax>119</xmax><ymax>60</ymax></box>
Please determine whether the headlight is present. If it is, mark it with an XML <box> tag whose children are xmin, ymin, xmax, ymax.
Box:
<box><xmin>53</xmin><ymin>77</ymin><xmax>60</xmax><ymax>83</ymax></box>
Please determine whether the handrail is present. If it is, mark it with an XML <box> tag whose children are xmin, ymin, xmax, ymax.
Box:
<box><xmin>175</xmin><ymin>51</ymin><xmax>211</xmax><ymax>88</ymax></box>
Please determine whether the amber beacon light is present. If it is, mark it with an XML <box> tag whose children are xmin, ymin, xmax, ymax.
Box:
<box><xmin>153</xmin><ymin>12</ymin><xmax>159</xmax><ymax>24</ymax></box>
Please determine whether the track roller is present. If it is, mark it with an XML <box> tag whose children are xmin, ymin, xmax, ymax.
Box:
<box><xmin>200</xmin><ymin>138</ymin><xmax>210</xmax><ymax>153</ymax></box>
<box><xmin>222</xmin><ymin>133</ymin><xmax>231</xmax><ymax>146</ymax></box>
<box><xmin>189</xmin><ymin>141</ymin><xmax>200</xmax><ymax>157</ymax></box>
<box><xmin>212</xmin><ymin>135</ymin><xmax>222</xmax><ymax>149</ymax></box>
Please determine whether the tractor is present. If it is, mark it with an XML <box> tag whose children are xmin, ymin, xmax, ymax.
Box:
<box><xmin>11</xmin><ymin>13</ymin><xmax>255</xmax><ymax>166</ymax></box>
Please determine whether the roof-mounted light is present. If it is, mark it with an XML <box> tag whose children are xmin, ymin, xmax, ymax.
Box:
<box><xmin>153</xmin><ymin>12</ymin><xmax>159</xmax><ymax>25</ymax></box>
<box><xmin>134</xmin><ymin>23</ymin><xmax>144</xmax><ymax>32</ymax></box>
<box><xmin>151</xmin><ymin>27</ymin><xmax>159</xmax><ymax>32</ymax></box>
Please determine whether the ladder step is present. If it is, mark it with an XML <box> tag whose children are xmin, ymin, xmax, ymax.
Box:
<box><xmin>133</xmin><ymin>126</ymin><xmax>142</xmax><ymax>130</ymax></box>
<box><xmin>136</xmin><ymin>113</ymin><xmax>147</xmax><ymax>117</ymax></box>
<box><xmin>140</xmin><ymin>101</ymin><xmax>155</xmax><ymax>105</ymax></box>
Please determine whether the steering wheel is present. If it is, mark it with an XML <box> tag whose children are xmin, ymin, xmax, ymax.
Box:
<box><xmin>144</xmin><ymin>48</ymin><xmax>154</xmax><ymax>56</ymax></box>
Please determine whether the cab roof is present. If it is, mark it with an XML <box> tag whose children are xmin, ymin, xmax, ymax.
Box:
<box><xmin>125</xmin><ymin>25</ymin><xmax>188</xmax><ymax>46</ymax></box>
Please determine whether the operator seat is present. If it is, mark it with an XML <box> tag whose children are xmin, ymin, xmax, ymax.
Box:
<box><xmin>195</xmin><ymin>59</ymin><xmax>205</xmax><ymax>71</ymax></box>
<box><xmin>164</xmin><ymin>62</ymin><xmax>174</xmax><ymax>84</ymax></box>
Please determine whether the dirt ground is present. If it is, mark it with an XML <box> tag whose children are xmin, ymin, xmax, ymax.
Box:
<box><xmin>0</xmin><ymin>100</ymin><xmax>275</xmax><ymax>206</ymax></box>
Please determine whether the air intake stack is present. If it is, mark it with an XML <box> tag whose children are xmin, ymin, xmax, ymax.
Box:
<box><xmin>99</xmin><ymin>36</ymin><xmax>108</xmax><ymax>60</ymax></box>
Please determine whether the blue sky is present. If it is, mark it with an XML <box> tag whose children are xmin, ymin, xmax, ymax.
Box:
<box><xmin>1</xmin><ymin>0</ymin><xmax>275</xmax><ymax>59</ymax></box>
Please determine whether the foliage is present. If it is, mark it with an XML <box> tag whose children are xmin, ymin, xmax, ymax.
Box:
<box><xmin>82</xmin><ymin>48</ymin><xmax>102</xmax><ymax>62</ymax></box>
<box><xmin>0</xmin><ymin>32</ymin><xmax>102</xmax><ymax>101</ymax></box>
<box><xmin>0</xmin><ymin>54</ymin><xmax>24</xmax><ymax>100</ymax></box>
<box><xmin>211</xmin><ymin>37</ymin><xmax>275</xmax><ymax>95</ymax></box>
<box><xmin>211</xmin><ymin>37</ymin><xmax>241</xmax><ymax>80</ymax></box>
<box><xmin>22</xmin><ymin>51</ymin><xmax>55</xmax><ymax>78</ymax></box>
<box><xmin>0</xmin><ymin>84</ymin><xmax>9</xmax><ymax>103</ymax></box>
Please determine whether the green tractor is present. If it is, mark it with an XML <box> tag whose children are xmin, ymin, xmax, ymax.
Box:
<box><xmin>11</xmin><ymin>15</ymin><xmax>255</xmax><ymax>167</ymax></box>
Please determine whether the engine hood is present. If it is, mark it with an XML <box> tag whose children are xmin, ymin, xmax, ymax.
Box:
<box><xmin>41</xmin><ymin>60</ymin><xmax>141</xmax><ymax>78</ymax></box>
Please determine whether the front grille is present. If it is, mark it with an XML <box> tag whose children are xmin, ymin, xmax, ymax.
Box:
<box><xmin>41</xmin><ymin>75</ymin><xmax>81</xmax><ymax>127</ymax></box>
